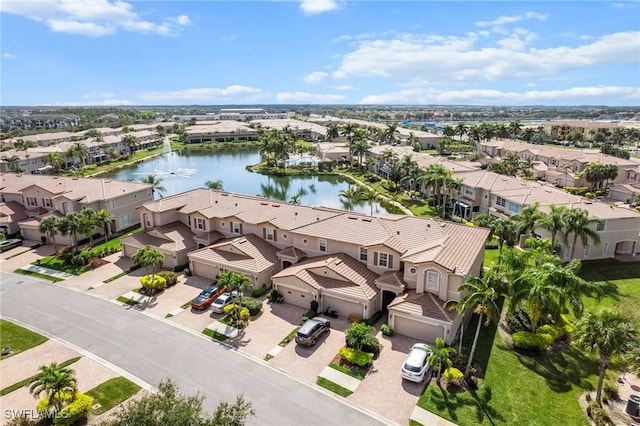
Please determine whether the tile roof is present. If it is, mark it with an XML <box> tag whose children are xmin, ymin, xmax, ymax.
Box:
<box><xmin>121</xmin><ymin>222</ymin><xmax>197</xmax><ymax>252</ymax></box>
<box><xmin>271</xmin><ymin>253</ymin><xmax>379</xmax><ymax>300</ymax></box>
<box><xmin>0</xmin><ymin>201</ymin><xmax>28</xmax><ymax>225</ymax></box>
<box><xmin>188</xmin><ymin>233</ymin><xmax>279</xmax><ymax>274</ymax></box>
<box><xmin>388</xmin><ymin>291</ymin><xmax>456</xmax><ymax>323</ymax></box>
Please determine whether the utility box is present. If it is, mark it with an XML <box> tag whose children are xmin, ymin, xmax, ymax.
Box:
<box><xmin>626</xmin><ymin>394</ymin><xmax>640</xmax><ymax>418</ymax></box>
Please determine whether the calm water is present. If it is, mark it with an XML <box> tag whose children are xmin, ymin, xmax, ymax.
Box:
<box><xmin>102</xmin><ymin>147</ymin><xmax>386</xmax><ymax>215</ymax></box>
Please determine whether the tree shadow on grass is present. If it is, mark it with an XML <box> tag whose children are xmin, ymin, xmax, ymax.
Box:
<box><xmin>426</xmin><ymin>385</ymin><xmax>505</xmax><ymax>425</ymax></box>
<box><xmin>516</xmin><ymin>344</ymin><xmax>598</xmax><ymax>393</ymax></box>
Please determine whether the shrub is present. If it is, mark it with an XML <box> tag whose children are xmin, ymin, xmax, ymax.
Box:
<box><xmin>512</xmin><ymin>331</ymin><xmax>553</xmax><ymax>351</ymax></box>
<box><xmin>338</xmin><ymin>347</ymin><xmax>374</xmax><ymax>367</ymax></box>
<box><xmin>360</xmin><ymin>334</ymin><xmax>380</xmax><ymax>354</ymax></box>
<box><xmin>603</xmin><ymin>380</ymin><xmax>619</xmax><ymax>401</ymax></box>
<box><xmin>239</xmin><ymin>307</ymin><xmax>250</xmax><ymax>323</ymax></box>
<box><xmin>450</xmin><ymin>352</ymin><xmax>469</xmax><ymax>371</ymax></box>
<box><xmin>381</xmin><ymin>323</ymin><xmax>394</xmax><ymax>336</ymax></box>
<box><xmin>223</xmin><ymin>304</ymin><xmax>237</xmax><ymax>317</ymax></box>
<box><xmin>444</xmin><ymin>367</ymin><xmax>464</xmax><ymax>383</ymax></box>
<box><xmin>139</xmin><ymin>274</ymin><xmax>167</xmax><ymax>292</ymax></box>
<box><xmin>184</xmin><ymin>267</ymin><xmax>192</xmax><ymax>276</ymax></box>
<box><xmin>36</xmin><ymin>391</ymin><xmax>74</xmax><ymax>415</ymax></box>
<box><xmin>54</xmin><ymin>392</ymin><xmax>93</xmax><ymax>426</ymax></box>
<box><xmin>302</xmin><ymin>309</ymin><xmax>317</xmax><ymax>322</ymax></box>
<box><xmin>587</xmin><ymin>401</ymin><xmax>613</xmax><ymax>426</ymax></box>
<box><xmin>537</xmin><ymin>324</ymin><xmax>566</xmax><ymax>342</ymax></box>
<box><xmin>506</xmin><ymin>307</ymin><xmax>532</xmax><ymax>333</ymax></box>
<box><xmin>268</xmin><ymin>289</ymin><xmax>280</xmax><ymax>303</ymax></box>
<box><xmin>156</xmin><ymin>270</ymin><xmax>178</xmax><ymax>286</ymax></box>
<box><xmin>345</xmin><ymin>322</ymin><xmax>375</xmax><ymax>351</ymax></box>
<box><xmin>238</xmin><ymin>297</ymin><xmax>263</xmax><ymax>316</ymax></box>
<box><xmin>362</xmin><ymin>310</ymin><xmax>383</xmax><ymax>326</ymax></box>
<box><xmin>251</xmin><ymin>286</ymin><xmax>268</xmax><ymax>298</ymax></box>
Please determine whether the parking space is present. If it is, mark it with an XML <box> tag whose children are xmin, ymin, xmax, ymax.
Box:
<box><xmin>348</xmin><ymin>331</ymin><xmax>424</xmax><ymax>425</ymax></box>
<box><xmin>269</xmin><ymin>316</ymin><xmax>351</xmax><ymax>384</ymax></box>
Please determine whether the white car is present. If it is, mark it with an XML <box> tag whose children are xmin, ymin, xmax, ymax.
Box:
<box><xmin>210</xmin><ymin>291</ymin><xmax>240</xmax><ymax>314</ymax></box>
<box><xmin>401</xmin><ymin>343</ymin><xmax>433</xmax><ymax>383</ymax></box>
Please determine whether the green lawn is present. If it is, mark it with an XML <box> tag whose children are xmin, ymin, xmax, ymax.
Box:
<box><xmin>316</xmin><ymin>377</ymin><xmax>353</xmax><ymax>397</ymax></box>
<box><xmin>33</xmin><ymin>256</ymin><xmax>89</xmax><ymax>275</ymax></box>
<box><xmin>483</xmin><ymin>248</ymin><xmax>500</xmax><ymax>268</ymax></box>
<box><xmin>86</xmin><ymin>377</ymin><xmax>141</xmax><ymax>415</ymax></box>
<box><xmin>0</xmin><ymin>320</ymin><xmax>48</xmax><ymax>359</ymax></box>
<box><xmin>14</xmin><ymin>269</ymin><xmax>64</xmax><ymax>282</ymax></box>
<box><xmin>1</xmin><ymin>356</ymin><xmax>81</xmax><ymax>396</ymax></box>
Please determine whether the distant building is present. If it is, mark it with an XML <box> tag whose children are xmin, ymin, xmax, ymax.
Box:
<box><xmin>173</xmin><ymin>109</ymin><xmax>288</xmax><ymax>122</ymax></box>
<box><xmin>0</xmin><ymin>114</ymin><xmax>81</xmax><ymax>131</ymax></box>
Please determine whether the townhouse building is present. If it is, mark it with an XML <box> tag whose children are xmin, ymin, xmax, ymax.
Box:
<box><xmin>0</xmin><ymin>174</ymin><xmax>152</xmax><ymax>243</ymax></box>
<box><xmin>121</xmin><ymin>189</ymin><xmax>489</xmax><ymax>345</ymax></box>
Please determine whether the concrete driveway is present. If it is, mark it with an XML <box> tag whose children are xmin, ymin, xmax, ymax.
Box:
<box><xmin>269</xmin><ymin>316</ymin><xmax>351</xmax><ymax>384</ymax></box>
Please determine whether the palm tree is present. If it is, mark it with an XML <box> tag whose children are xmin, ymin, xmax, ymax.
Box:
<box><xmin>122</xmin><ymin>134</ymin><xmax>139</xmax><ymax>154</ymax></box>
<box><xmin>539</xmin><ymin>205</ymin><xmax>568</xmax><ymax>252</ymax></box>
<box><xmin>338</xmin><ymin>185</ymin><xmax>359</xmax><ymax>211</ymax></box>
<box><xmin>511</xmin><ymin>265</ymin><xmax>563</xmax><ymax>333</ymax></box>
<box><xmin>511</xmin><ymin>202</ymin><xmax>543</xmax><ymax>242</ymax></box>
<box><xmin>507</xmin><ymin>120</ymin><xmax>523</xmax><ymax>140</ymax></box>
<box><xmin>94</xmin><ymin>208</ymin><xmax>114</xmax><ymax>244</ymax></box>
<box><xmin>216</xmin><ymin>271</ymin><xmax>253</xmax><ymax>321</ymax></box>
<box><xmin>574</xmin><ymin>309</ymin><xmax>638</xmax><ymax>403</ymax></box>
<box><xmin>326</xmin><ymin>123</ymin><xmax>340</xmax><ymax>141</ymax></box>
<box><xmin>358</xmin><ymin>187</ymin><xmax>378</xmax><ymax>216</ymax></box>
<box><xmin>340</xmin><ymin>122</ymin><xmax>359</xmax><ymax>162</ymax></box>
<box><xmin>79</xmin><ymin>208</ymin><xmax>97</xmax><ymax>247</ymax></box>
<box><xmin>445</xmin><ymin>270</ymin><xmax>501</xmax><ymax>378</ymax></box>
<box><xmin>29</xmin><ymin>363</ymin><xmax>78</xmax><ymax>411</ymax></box>
<box><xmin>141</xmin><ymin>175</ymin><xmax>166</xmax><ymax>199</ymax></box>
<box><xmin>383</xmin><ymin>123</ymin><xmax>398</xmax><ymax>145</ymax></box>
<box><xmin>288</xmin><ymin>194</ymin><xmax>302</xmax><ymax>205</ymax></box>
<box><xmin>428</xmin><ymin>337</ymin><xmax>456</xmax><ymax>386</ymax></box>
<box><xmin>132</xmin><ymin>246</ymin><xmax>165</xmax><ymax>283</ymax></box>
<box><xmin>39</xmin><ymin>216</ymin><xmax>59</xmax><ymax>251</ymax></box>
<box><xmin>59</xmin><ymin>213</ymin><xmax>81</xmax><ymax>250</ymax></box>
<box><xmin>563</xmin><ymin>208</ymin><xmax>601</xmax><ymax>260</ymax></box>
<box><xmin>205</xmin><ymin>180</ymin><xmax>224</xmax><ymax>190</ymax></box>
<box><xmin>44</xmin><ymin>152</ymin><xmax>64</xmax><ymax>173</ymax></box>
<box><xmin>351</xmin><ymin>137</ymin><xmax>370</xmax><ymax>167</ymax></box>
<box><xmin>65</xmin><ymin>142</ymin><xmax>90</xmax><ymax>167</ymax></box>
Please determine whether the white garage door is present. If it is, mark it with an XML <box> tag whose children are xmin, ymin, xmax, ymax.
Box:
<box><xmin>322</xmin><ymin>295</ymin><xmax>361</xmax><ymax>319</ymax></box>
<box><xmin>277</xmin><ymin>284</ymin><xmax>314</xmax><ymax>309</ymax></box>
<box><xmin>393</xmin><ymin>315</ymin><xmax>443</xmax><ymax>344</ymax></box>
<box><xmin>191</xmin><ymin>261</ymin><xmax>219</xmax><ymax>280</ymax></box>
<box><xmin>22</xmin><ymin>227</ymin><xmax>42</xmax><ymax>242</ymax></box>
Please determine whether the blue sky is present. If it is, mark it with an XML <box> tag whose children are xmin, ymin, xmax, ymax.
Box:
<box><xmin>1</xmin><ymin>1</ymin><xmax>639</xmax><ymax>106</ymax></box>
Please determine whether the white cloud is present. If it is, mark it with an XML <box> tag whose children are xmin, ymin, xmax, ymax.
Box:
<box><xmin>334</xmin><ymin>31</ymin><xmax>640</xmax><ymax>84</ymax></box>
<box><xmin>303</xmin><ymin>71</ymin><xmax>329</xmax><ymax>84</ymax></box>
<box><xmin>0</xmin><ymin>0</ymin><xmax>190</xmax><ymax>37</ymax></box>
<box><xmin>138</xmin><ymin>85</ymin><xmax>264</xmax><ymax>103</ymax></box>
<box><xmin>82</xmin><ymin>91</ymin><xmax>116</xmax><ymax>99</ymax></box>
<box><xmin>2</xmin><ymin>53</ymin><xmax>15</xmax><ymax>59</ymax></box>
<box><xmin>300</xmin><ymin>0</ymin><xmax>341</xmax><ymax>15</ymax></box>
<box><xmin>475</xmin><ymin>12</ymin><xmax>547</xmax><ymax>28</ymax></box>
<box><xmin>334</xmin><ymin>85</ymin><xmax>356</xmax><ymax>91</ymax></box>
<box><xmin>276</xmin><ymin>91</ymin><xmax>347</xmax><ymax>103</ymax></box>
<box><xmin>358</xmin><ymin>86</ymin><xmax>639</xmax><ymax>105</ymax></box>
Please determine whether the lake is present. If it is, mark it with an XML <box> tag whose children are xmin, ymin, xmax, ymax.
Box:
<box><xmin>102</xmin><ymin>147</ymin><xmax>387</xmax><ymax>215</ymax></box>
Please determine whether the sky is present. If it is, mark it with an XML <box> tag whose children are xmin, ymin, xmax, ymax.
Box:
<box><xmin>1</xmin><ymin>0</ymin><xmax>639</xmax><ymax>107</ymax></box>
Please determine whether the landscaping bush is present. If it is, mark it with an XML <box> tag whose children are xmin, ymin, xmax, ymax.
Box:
<box><xmin>54</xmin><ymin>392</ymin><xmax>93</xmax><ymax>426</ymax></box>
<box><xmin>251</xmin><ymin>286</ymin><xmax>268</xmax><ymax>298</ymax></box>
<box><xmin>156</xmin><ymin>270</ymin><xmax>178</xmax><ymax>286</ymax></box>
<box><xmin>512</xmin><ymin>330</ymin><xmax>553</xmax><ymax>351</ymax></box>
<box><xmin>360</xmin><ymin>334</ymin><xmax>380</xmax><ymax>354</ymax></box>
<box><xmin>444</xmin><ymin>367</ymin><xmax>464</xmax><ymax>386</ymax></box>
<box><xmin>506</xmin><ymin>307</ymin><xmax>532</xmax><ymax>333</ymax></box>
<box><xmin>362</xmin><ymin>310</ymin><xmax>383</xmax><ymax>326</ymax></box>
<box><xmin>239</xmin><ymin>307</ymin><xmax>250</xmax><ymax>323</ymax></box>
<box><xmin>183</xmin><ymin>267</ymin><xmax>192</xmax><ymax>276</ymax></box>
<box><xmin>139</xmin><ymin>274</ymin><xmax>167</xmax><ymax>293</ymax></box>
<box><xmin>485</xmin><ymin>237</ymin><xmax>499</xmax><ymax>250</ymax></box>
<box><xmin>536</xmin><ymin>324</ymin><xmax>566</xmax><ymax>342</ymax></box>
<box><xmin>301</xmin><ymin>309</ymin><xmax>317</xmax><ymax>322</ymax></box>
<box><xmin>268</xmin><ymin>289</ymin><xmax>280</xmax><ymax>303</ymax></box>
<box><xmin>587</xmin><ymin>401</ymin><xmax>613</xmax><ymax>426</ymax></box>
<box><xmin>603</xmin><ymin>380</ymin><xmax>619</xmax><ymax>401</ymax></box>
<box><xmin>338</xmin><ymin>347</ymin><xmax>374</xmax><ymax>367</ymax></box>
<box><xmin>381</xmin><ymin>323</ymin><xmax>394</xmax><ymax>336</ymax></box>
<box><xmin>238</xmin><ymin>297</ymin><xmax>263</xmax><ymax>316</ymax></box>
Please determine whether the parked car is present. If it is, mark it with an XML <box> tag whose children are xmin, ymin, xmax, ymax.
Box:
<box><xmin>295</xmin><ymin>317</ymin><xmax>331</xmax><ymax>346</ymax></box>
<box><xmin>401</xmin><ymin>343</ymin><xmax>433</xmax><ymax>383</ymax></box>
<box><xmin>0</xmin><ymin>239</ymin><xmax>22</xmax><ymax>252</ymax></box>
<box><xmin>191</xmin><ymin>284</ymin><xmax>224</xmax><ymax>311</ymax></box>
<box><xmin>210</xmin><ymin>291</ymin><xmax>241</xmax><ymax>314</ymax></box>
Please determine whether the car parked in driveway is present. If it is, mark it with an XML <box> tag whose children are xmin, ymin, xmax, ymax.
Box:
<box><xmin>401</xmin><ymin>343</ymin><xmax>433</xmax><ymax>383</ymax></box>
<box><xmin>210</xmin><ymin>291</ymin><xmax>241</xmax><ymax>314</ymax></box>
<box><xmin>0</xmin><ymin>239</ymin><xmax>22</xmax><ymax>252</ymax></box>
<box><xmin>191</xmin><ymin>284</ymin><xmax>224</xmax><ymax>311</ymax></box>
<box><xmin>295</xmin><ymin>317</ymin><xmax>331</xmax><ymax>346</ymax></box>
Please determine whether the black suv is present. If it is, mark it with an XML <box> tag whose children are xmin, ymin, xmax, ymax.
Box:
<box><xmin>295</xmin><ymin>317</ymin><xmax>331</xmax><ymax>346</ymax></box>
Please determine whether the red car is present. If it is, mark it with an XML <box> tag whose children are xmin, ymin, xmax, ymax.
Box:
<box><xmin>191</xmin><ymin>284</ymin><xmax>226</xmax><ymax>311</ymax></box>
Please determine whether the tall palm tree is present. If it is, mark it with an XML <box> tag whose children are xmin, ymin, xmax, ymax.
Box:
<box><xmin>511</xmin><ymin>264</ymin><xmax>563</xmax><ymax>333</ymax></box>
<box><xmin>574</xmin><ymin>309</ymin><xmax>638</xmax><ymax>403</ymax></box>
<box><xmin>492</xmin><ymin>219</ymin><xmax>521</xmax><ymax>265</ymax></box>
<box><xmin>445</xmin><ymin>270</ymin><xmax>501</xmax><ymax>378</ymax></box>
<box><xmin>326</xmin><ymin>123</ymin><xmax>340</xmax><ymax>141</ymax></box>
<box><xmin>94</xmin><ymin>208</ymin><xmax>114</xmax><ymax>244</ymax></box>
<box><xmin>383</xmin><ymin>123</ymin><xmax>398</xmax><ymax>145</ymax></box>
<box><xmin>288</xmin><ymin>194</ymin><xmax>302</xmax><ymax>205</ymax></box>
<box><xmin>511</xmin><ymin>202</ymin><xmax>543</xmax><ymax>242</ymax></box>
<box><xmin>563</xmin><ymin>208</ymin><xmax>601</xmax><ymax>260</ymax></box>
<box><xmin>428</xmin><ymin>337</ymin><xmax>456</xmax><ymax>386</ymax></box>
<box><xmin>358</xmin><ymin>187</ymin><xmax>378</xmax><ymax>216</ymax></box>
<box><xmin>79</xmin><ymin>208</ymin><xmax>97</xmax><ymax>247</ymax></box>
<box><xmin>507</xmin><ymin>120</ymin><xmax>523</xmax><ymax>140</ymax></box>
<box><xmin>39</xmin><ymin>216</ymin><xmax>59</xmax><ymax>251</ymax></box>
<box><xmin>65</xmin><ymin>142</ymin><xmax>90</xmax><ymax>167</ymax></box>
<box><xmin>29</xmin><ymin>363</ymin><xmax>78</xmax><ymax>411</ymax></box>
<box><xmin>141</xmin><ymin>175</ymin><xmax>167</xmax><ymax>199</ymax></box>
<box><xmin>538</xmin><ymin>205</ymin><xmax>568</xmax><ymax>252</ymax></box>
<box><xmin>216</xmin><ymin>271</ymin><xmax>253</xmax><ymax>321</ymax></box>
<box><xmin>44</xmin><ymin>152</ymin><xmax>64</xmax><ymax>173</ymax></box>
<box><xmin>132</xmin><ymin>246</ymin><xmax>165</xmax><ymax>282</ymax></box>
<box><xmin>59</xmin><ymin>213</ymin><xmax>81</xmax><ymax>251</ymax></box>
<box><xmin>122</xmin><ymin>134</ymin><xmax>139</xmax><ymax>154</ymax></box>
<box><xmin>205</xmin><ymin>180</ymin><xmax>224</xmax><ymax>190</ymax></box>
<box><xmin>338</xmin><ymin>185</ymin><xmax>359</xmax><ymax>211</ymax></box>
<box><xmin>351</xmin><ymin>137</ymin><xmax>370</xmax><ymax>167</ymax></box>
<box><xmin>340</xmin><ymin>122</ymin><xmax>359</xmax><ymax>162</ymax></box>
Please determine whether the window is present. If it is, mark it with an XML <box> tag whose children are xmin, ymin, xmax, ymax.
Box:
<box><xmin>375</xmin><ymin>252</ymin><xmax>394</xmax><ymax>269</ymax></box>
<box><xmin>118</xmin><ymin>213</ymin><xmax>130</xmax><ymax>228</ymax></box>
<box><xmin>26</xmin><ymin>196</ymin><xmax>37</xmax><ymax>207</ymax></box>
<box><xmin>596</xmin><ymin>221</ymin><xmax>605</xmax><ymax>231</ymax></box>
<box><xmin>42</xmin><ymin>198</ymin><xmax>53</xmax><ymax>208</ymax></box>
<box><xmin>359</xmin><ymin>247</ymin><xmax>368</xmax><ymax>262</ymax></box>
<box><xmin>62</xmin><ymin>202</ymin><xmax>72</xmax><ymax>214</ymax></box>
<box><xmin>187</xmin><ymin>216</ymin><xmax>191</xmax><ymax>226</ymax></box>
<box><xmin>602</xmin><ymin>242</ymin><xmax>609</xmax><ymax>256</ymax></box>
<box><xmin>583</xmin><ymin>244</ymin><xmax>591</xmax><ymax>258</ymax></box>
<box><xmin>107</xmin><ymin>199</ymin><xmax>115</xmax><ymax>210</ymax></box>
<box><xmin>508</xmin><ymin>202</ymin><xmax>520</xmax><ymax>214</ymax></box>
<box><xmin>195</xmin><ymin>218</ymin><xmax>206</xmax><ymax>231</ymax></box>
<box><xmin>319</xmin><ymin>239</ymin><xmax>327</xmax><ymax>253</ymax></box>
<box><xmin>464</xmin><ymin>186</ymin><xmax>474</xmax><ymax>196</ymax></box>
<box><xmin>426</xmin><ymin>271</ymin><xmax>439</xmax><ymax>290</ymax></box>
<box><xmin>231</xmin><ymin>221</ymin><xmax>242</xmax><ymax>234</ymax></box>
<box><xmin>264</xmin><ymin>227</ymin><xmax>276</xmax><ymax>241</ymax></box>
<box><xmin>496</xmin><ymin>197</ymin><xmax>506</xmax><ymax>208</ymax></box>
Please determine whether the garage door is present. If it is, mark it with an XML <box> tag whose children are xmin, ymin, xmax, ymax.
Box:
<box><xmin>322</xmin><ymin>295</ymin><xmax>361</xmax><ymax>319</ymax></box>
<box><xmin>21</xmin><ymin>227</ymin><xmax>42</xmax><ymax>242</ymax></box>
<box><xmin>121</xmin><ymin>243</ymin><xmax>139</xmax><ymax>259</ymax></box>
<box><xmin>276</xmin><ymin>284</ymin><xmax>314</xmax><ymax>309</ymax></box>
<box><xmin>191</xmin><ymin>261</ymin><xmax>219</xmax><ymax>280</ymax></box>
<box><xmin>393</xmin><ymin>315</ymin><xmax>443</xmax><ymax>343</ymax></box>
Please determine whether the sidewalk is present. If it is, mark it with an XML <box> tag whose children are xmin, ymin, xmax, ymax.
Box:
<box><xmin>20</xmin><ymin>264</ymin><xmax>74</xmax><ymax>280</ymax></box>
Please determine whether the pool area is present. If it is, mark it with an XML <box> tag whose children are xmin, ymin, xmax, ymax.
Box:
<box><xmin>286</xmin><ymin>156</ymin><xmax>318</xmax><ymax>166</ymax></box>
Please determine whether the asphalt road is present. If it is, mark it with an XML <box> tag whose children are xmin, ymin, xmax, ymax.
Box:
<box><xmin>0</xmin><ymin>272</ymin><xmax>392</xmax><ymax>426</ymax></box>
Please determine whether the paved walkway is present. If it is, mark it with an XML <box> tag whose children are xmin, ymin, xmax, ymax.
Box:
<box><xmin>318</xmin><ymin>365</ymin><xmax>361</xmax><ymax>392</ymax></box>
<box><xmin>20</xmin><ymin>264</ymin><xmax>74</xmax><ymax>279</ymax></box>
<box><xmin>410</xmin><ymin>406</ymin><xmax>458</xmax><ymax>426</ymax></box>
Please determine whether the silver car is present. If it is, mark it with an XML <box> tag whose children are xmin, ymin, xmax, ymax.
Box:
<box><xmin>401</xmin><ymin>343</ymin><xmax>433</xmax><ymax>383</ymax></box>
<box><xmin>210</xmin><ymin>291</ymin><xmax>240</xmax><ymax>314</ymax></box>
<box><xmin>295</xmin><ymin>317</ymin><xmax>331</xmax><ymax>346</ymax></box>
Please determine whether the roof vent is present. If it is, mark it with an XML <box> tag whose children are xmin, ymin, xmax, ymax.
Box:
<box><xmin>396</xmin><ymin>230</ymin><xmax>400</xmax><ymax>235</ymax></box>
